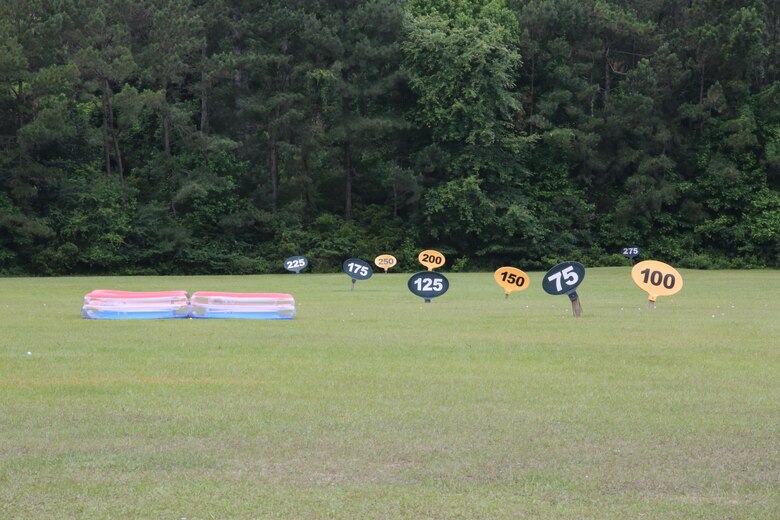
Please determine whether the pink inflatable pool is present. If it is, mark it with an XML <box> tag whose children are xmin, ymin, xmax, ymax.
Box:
<box><xmin>81</xmin><ymin>290</ymin><xmax>296</xmax><ymax>319</ymax></box>
<box><xmin>190</xmin><ymin>291</ymin><xmax>295</xmax><ymax>319</ymax></box>
<box><xmin>82</xmin><ymin>290</ymin><xmax>189</xmax><ymax>319</ymax></box>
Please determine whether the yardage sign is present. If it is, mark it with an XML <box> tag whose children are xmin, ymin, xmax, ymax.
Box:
<box><xmin>622</xmin><ymin>246</ymin><xmax>640</xmax><ymax>259</ymax></box>
<box><xmin>283</xmin><ymin>255</ymin><xmax>308</xmax><ymax>273</ymax></box>
<box><xmin>408</xmin><ymin>271</ymin><xmax>449</xmax><ymax>302</ymax></box>
<box><xmin>418</xmin><ymin>249</ymin><xmax>445</xmax><ymax>271</ymax></box>
<box><xmin>542</xmin><ymin>261</ymin><xmax>585</xmax><ymax>296</ymax></box>
<box><xmin>342</xmin><ymin>258</ymin><xmax>373</xmax><ymax>281</ymax></box>
<box><xmin>631</xmin><ymin>260</ymin><xmax>683</xmax><ymax>301</ymax></box>
<box><xmin>374</xmin><ymin>254</ymin><xmax>397</xmax><ymax>273</ymax></box>
<box><xmin>493</xmin><ymin>267</ymin><xmax>530</xmax><ymax>297</ymax></box>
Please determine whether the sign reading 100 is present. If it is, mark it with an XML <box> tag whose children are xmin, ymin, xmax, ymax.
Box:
<box><xmin>631</xmin><ymin>260</ymin><xmax>683</xmax><ymax>300</ymax></box>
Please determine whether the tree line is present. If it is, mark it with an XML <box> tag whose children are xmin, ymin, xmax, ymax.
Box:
<box><xmin>1</xmin><ymin>0</ymin><xmax>778</xmax><ymax>275</ymax></box>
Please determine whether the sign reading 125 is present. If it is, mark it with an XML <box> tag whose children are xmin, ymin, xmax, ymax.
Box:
<box><xmin>542</xmin><ymin>261</ymin><xmax>585</xmax><ymax>296</ymax></box>
<box><xmin>407</xmin><ymin>271</ymin><xmax>449</xmax><ymax>302</ymax></box>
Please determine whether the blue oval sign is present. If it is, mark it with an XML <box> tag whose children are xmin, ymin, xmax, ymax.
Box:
<box><xmin>542</xmin><ymin>261</ymin><xmax>585</xmax><ymax>296</ymax></box>
<box><xmin>621</xmin><ymin>246</ymin><xmax>640</xmax><ymax>259</ymax></box>
<box><xmin>407</xmin><ymin>271</ymin><xmax>449</xmax><ymax>299</ymax></box>
<box><xmin>283</xmin><ymin>255</ymin><xmax>308</xmax><ymax>273</ymax></box>
<box><xmin>342</xmin><ymin>258</ymin><xmax>373</xmax><ymax>280</ymax></box>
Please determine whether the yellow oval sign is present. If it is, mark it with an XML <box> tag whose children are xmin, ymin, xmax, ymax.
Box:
<box><xmin>494</xmin><ymin>267</ymin><xmax>530</xmax><ymax>295</ymax></box>
<box><xmin>418</xmin><ymin>249</ymin><xmax>446</xmax><ymax>271</ymax></box>
<box><xmin>631</xmin><ymin>260</ymin><xmax>683</xmax><ymax>300</ymax></box>
<box><xmin>374</xmin><ymin>254</ymin><xmax>397</xmax><ymax>272</ymax></box>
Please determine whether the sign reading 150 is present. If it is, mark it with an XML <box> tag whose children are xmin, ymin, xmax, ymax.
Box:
<box><xmin>499</xmin><ymin>271</ymin><xmax>525</xmax><ymax>287</ymax></box>
<box><xmin>493</xmin><ymin>267</ymin><xmax>530</xmax><ymax>297</ymax></box>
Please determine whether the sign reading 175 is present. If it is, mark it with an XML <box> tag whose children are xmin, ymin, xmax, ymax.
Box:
<box><xmin>342</xmin><ymin>258</ymin><xmax>373</xmax><ymax>291</ymax></box>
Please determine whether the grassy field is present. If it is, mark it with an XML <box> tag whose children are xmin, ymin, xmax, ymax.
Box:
<box><xmin>1</xmin><ymin>268</ymin><xmax>779</xmax><ymax>518</ymax></box>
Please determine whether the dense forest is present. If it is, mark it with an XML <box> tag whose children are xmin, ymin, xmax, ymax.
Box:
<box><xmin>1</xmin><ymin>0</ymin><xmax>778</xmax><ymax>275</ymax></box>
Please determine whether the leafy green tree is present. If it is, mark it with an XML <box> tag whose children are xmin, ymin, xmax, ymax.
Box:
<box><xmin>310</xmin><ymin>0</ymin><xmax>409</xmax><ymax>220</ymax></box>
<box><xmin>134</xmin><ymin>0</ymin><xmax>204</xmax><ymax>213</ymax></box>
<box><xmin>237</xmin><ymin>1</ymin><xmax>310</xmax><ymax>211</ymax></box>
<box><xmin>67</xmin><ymin>0</ymin><xmax>136</xmax><ymax>194</ymax></box>
<box><xmin>404</xmin><ymin>0</ymin><xmax>535</xmax><ymax>260</ymax></box>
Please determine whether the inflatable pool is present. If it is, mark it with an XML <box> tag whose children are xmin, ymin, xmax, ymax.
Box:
<box><xmin>82</xmin><ymin>290</ymin><xmax>296</xmax><ymax>320</ymax></box>
<box><xmin>190</xmin><ymin>291</ymin><xmax>296</xmax><ymax>319</ymax></box>
<box><xmin>82</xmin><ymin>290</ymin><xmax>190</xmax><ymax>320</ymax></box>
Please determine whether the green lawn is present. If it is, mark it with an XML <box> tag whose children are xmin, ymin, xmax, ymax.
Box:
<box><xmin>1</xmin><ymin>268</ymin><xmax>779</xmax><ymax>518</ymax></box>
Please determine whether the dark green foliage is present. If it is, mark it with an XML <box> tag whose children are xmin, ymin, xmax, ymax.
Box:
<box><xmin>1</xmin><ymin>0</ymin><xmax>779</xmax><ymax>275</ymax></box>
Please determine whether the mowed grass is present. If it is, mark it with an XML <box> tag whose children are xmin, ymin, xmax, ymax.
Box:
<box><xmin>1</xmin><ymin>268</ymin><xmax>779</xmax><ymax>518</ymax></box>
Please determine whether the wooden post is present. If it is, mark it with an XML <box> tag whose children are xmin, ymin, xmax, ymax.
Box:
<box><xmin>569</xmin><ymin>292</ymin><xmax>582</xmax><ymax>318</ymax></box>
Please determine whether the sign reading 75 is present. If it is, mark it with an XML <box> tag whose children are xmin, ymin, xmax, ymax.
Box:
<box><xmin>542</xmin><ymin>261</ymin><xmax>585</xmax><ymax>296</ymax></box>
